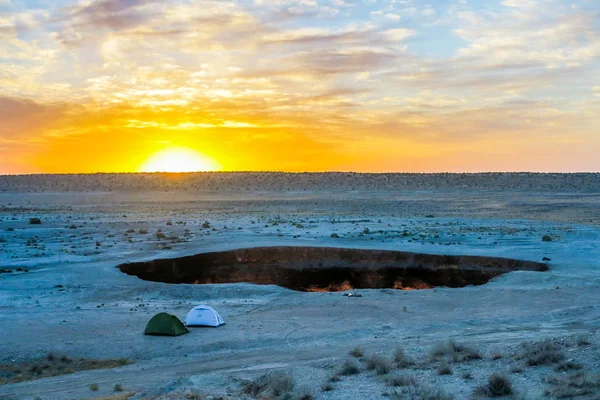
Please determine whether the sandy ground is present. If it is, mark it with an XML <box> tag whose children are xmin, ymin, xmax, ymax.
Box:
<box><xmin>1</xmin><ymin>187</ymin><xmax>599</xmax><ymax>399</ymax></box>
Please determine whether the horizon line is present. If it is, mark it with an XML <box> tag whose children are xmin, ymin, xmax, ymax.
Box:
<box><xmin>2</xmin><ymin>171</ymin><xmax>600</xmax><ymax>177</ymax></box>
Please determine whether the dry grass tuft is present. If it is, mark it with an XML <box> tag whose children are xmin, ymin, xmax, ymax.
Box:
<box><xmin>0</xmin><ymin>355</ymin><xmax>133</xmax><ymax>385</ymax></box>
<box><xmin>365</xmin><ymin>354</ymin><xmax>393</xmax><ymax>375</ymax></box>
<box><xmin>89</xmin><ymin>393</ymin><xmax>135</xmax><ymax>400</ymax></box>
<box><xmin>242</xmin><ymin>371</ymin><xmax>295</xmax><ymax>398</ymax></box>
<box><xmin>544</xmin><ymin>371</ymin><xmax>600</xmax><ymax>398</ymax></box>
<box><xmin>349</xmin><ymin>346</ymin><xmax>364</xmax><ymax>358</ymax></box>
<box><xmin>391</xmin><ymin>384</ymin><xmax>453</xmax><ymax>400</ymax></box>
<box><xmin>473</xmin><ymin>373</ymin><xmax>513</xmax><ymax>398</ymax></box>
<box><xmin>296</xmin><ymin>387</ymin><xmax>314</xmax><ymax>400</ymax></box>
<box><xmin>339</xmin><ymin>359</ymin><xmax>361</xmax><ymax>376</ymax></box>
<box><xmin>575</xmin><ymin>335</ymin><xmax>591</xmax><ymax>346</ymax></box>
<box><xmin>554</xmin><ymin>361</ymin><xmax>584</xmax><ymax>372</ymax></box>
<box><xmin>516</xmin><ymin>339</ymin><xmax>565</xmax><ymax>366</ymax></box>
<box><xmin>437</xmin><ymin>363</ymin><xmax>453</xmax><ymax>376</ymax></box>
<box><xmin>386</xmin><ymin>374</ymin><xmax>417</xmax><ymax>387</ymax></box>
<box><xmin>321</xmin><ymin>383</ymin><xmax>335</xmax><ymax>392</ymax></box>
<box><xmin>429</xmin><ymin>340</ymin><xmax>482</xmax><ymax>363</ymax></box>
<box><xmin>393</xmin><ymin>346</ymin><xmax>414</xmax><ymax>368</ymax></box>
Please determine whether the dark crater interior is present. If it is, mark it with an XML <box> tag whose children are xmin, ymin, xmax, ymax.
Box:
<box><xmin>117</xmin><ymin>246</ymin><xmax>548</xmax><ymax>292</ymax></box>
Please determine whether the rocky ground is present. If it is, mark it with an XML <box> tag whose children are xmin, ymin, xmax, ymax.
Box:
<box><xmin>0</xmin><ymin>178</ymin><xmax>599</xmax><ymax>399</ymax></box>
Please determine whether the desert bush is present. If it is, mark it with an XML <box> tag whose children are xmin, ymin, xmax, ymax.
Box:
<box><xmin>242</xmin><ymin>371</ymin><xmax>295</xmax><ymax>397</ymax></box>
<box><xmin>297</xmin><ymin>387</ymin><xmax>314</xmax><ymax>400</ymax></box>
<box><xmin>138</xmin><ymin>228</ymin><xmax>148</xmax><ymax>234</ymax></box>
<box><xmin>349</xmin><ymin>346</ymin><xmax>364</xmax><ymax>358</ymax></box>
<box><xmin>155</xmin><ymin>230</ymin><xmax>166</xmax><ymax>240</ymax></box>
<box><xmin>517</xmin><ymin>339</ymin><xmax>565</xmax><ymax>366</ymax></box>
<box><xmin>462</xmin><ymin>371</ymin><xmax>473</xmax><ymax>380</ymax></box>
<box><xmin>576</xmin><ymin>335</ymin><xmax>591</xmax><ymax>346</ymax></box>
<box><xmin>391</xmin><ymin>384</ymin><xmax>453</xmax><ymax>400</ymax></box>
<box><xmin>365</xmin><ymin>354</ymin><xmax>393</xmax><ymax>375</ymax></box>
<box><xmin>491</xmin><ymin>352</ymin><xmax>503</xmax><ymax>360</ymax></box>
<box><xmin>339</xmin><ymin>359</ymin><xmax>361</xmax><ymax>375</ymax></box>
<box><xmin>393</xmin><ymin>346</ymin><xmax>413</xmax><ymax>368</ymax></box>
<box><xmin>542</xmin><ymin>235</ymin><xmax>553</xmax><ymax>242</ymax></box>
<box><xmin>202</xmin><ymin>221</ymin><xmax>211</xmax><ymax>229</ymax></box>
<box><xmin>89</xmin><ymin>383</ymin><xmax>99</xmax><ymax>391</ymax></box>
<box><xmin>509</xmin><ymin>366</ymin><xmax>523</xmax><ymax>374</ymax></box>
<box><xmin>554</xmin><ymin>361</ymin><xmax>584</xmax><ymax>372</ymax></box>
<box><xmin>429</xmin><ymin>340</ymin><xmax>482</xmax><ymax>363</ymax></box>
<box><xmin>185</xmin><ymin>391</ymin><xmax>202</xmax><ymax>400</ymax></box>
<box><xmin>29</xmin><ymin>218</ymin><xmax>41</xmax><ymax>225</ymax></box>
<box><xmin>113</xmin><ymin>383</ymin><xmax>124</xmax><ymax>392</ymax></box>
<box><xmin>437</xmin><ymin>363</ymin><xmax>453</xmax><ymax>375</ymax></box>
<box><xmin>544</xmin><ymin>371</ymin><xmax>600</xmax><ymax>398</ymax></box>
<box><xmin>386</xmin><ymin>374</ymin><xmax>417</xmax><ymax>387</ymax></box>
<box><xmin>321</xmin><ymin>383</ymin><xmax>335</xmax><ymax>392</ymax></box>
<box><xmin>330</xmin><ymin>233</ymin><xmax>340</xmax><ymax>238</ymax></box>
<box><xmin>473</xmin><ymin>373</ymin><xmax>513</xmax><ymax>398</ymax></box>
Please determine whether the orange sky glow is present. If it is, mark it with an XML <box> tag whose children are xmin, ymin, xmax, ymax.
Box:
<box><xmin>1</xmin><ymin>0</ymin><xmax>599</xmax><ymax>174</ymax></box>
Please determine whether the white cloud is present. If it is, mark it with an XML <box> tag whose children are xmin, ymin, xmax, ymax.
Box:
<box><xmin>384</xmin><ymin>13</ymin><xmax>401</xmax><ymax>20</ymax></box>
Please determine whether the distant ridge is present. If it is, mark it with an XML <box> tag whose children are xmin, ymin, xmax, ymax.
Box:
<box><xmin>1</xmin><ymin>172</ymin><xmax>599</xmax><ymax>192</ymax></box>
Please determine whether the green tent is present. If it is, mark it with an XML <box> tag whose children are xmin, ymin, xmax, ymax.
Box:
<box><xmin>144</xmin><ymin>312</ymin><xmax>189</xmax><ymax>336</ymax></box>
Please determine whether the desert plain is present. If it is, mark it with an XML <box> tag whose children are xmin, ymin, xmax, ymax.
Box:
<box><xmin>0</xmin><ymin>173</ymin><xmax>599</xmax><ymax>400</ymax></box>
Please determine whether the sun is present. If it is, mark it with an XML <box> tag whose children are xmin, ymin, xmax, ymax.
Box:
<box><xmin>139</xmin><ymin>146</ymin><xmax>222</xmax><ymax>172</ymax></box>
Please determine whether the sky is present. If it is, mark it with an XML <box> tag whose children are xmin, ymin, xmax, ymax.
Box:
<box><xmin>0</xmin><ymin>0</ymin><xmax>599</xmax><ymax>174</ymax></box>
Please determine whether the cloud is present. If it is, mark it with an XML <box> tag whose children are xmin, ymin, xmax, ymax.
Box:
<box><xmin>0</xmin><ymin>97</ymin><xmax>71</xmax><ymax>140</ymax></box>
<box><xmin>0</xmin><ymin>0</ymin><xmax>598</xmax><ymax>172</ymax></box>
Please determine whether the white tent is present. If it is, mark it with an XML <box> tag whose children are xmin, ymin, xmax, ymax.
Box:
<box><xmin>184</xmin><ymin>305</ymin><xmax>225</xmax><ymax>327</ymax></box>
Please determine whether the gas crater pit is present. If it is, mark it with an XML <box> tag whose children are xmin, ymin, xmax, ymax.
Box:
<box><xmin>117</xmin><ymin>246</ymin><xmax>548</xmax><ymax>292</ymax></box>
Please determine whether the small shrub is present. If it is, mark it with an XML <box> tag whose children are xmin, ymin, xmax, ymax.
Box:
<box><xmin>386</xmin><ymin>374</ymin><xmax>416</xmax><ymax>387</ymax></box>
<box><xmin>517</xmin><ymin>339</ymin><xmax>565</xmax><ymax>366</ymax></box>
<box><xmin>544</xmin><ymin>371</ymin><xmax>600</xmax><ymax>398</ymax></box>
<box><xmin>491</xmin><ymin>353</ymin><xmax>502</xmax><ymax>360</ymax></box>
<box><xmin>339</xmin><ymin>359</ymin><xmax>361</xmax><ymax>376</ymax></box>
<box><xmin>391</xmin><ymin>384</ymin><xmax>453</xmax><ymax>400</ymax></box>
<box><xmin>29</xmin><ymin>218</ymin><xmax>42</xmax><ymax>225</ymax></box>
<box><xmin>365</xmin><ymin>354</ymin><xmax>393</xmax><ymax>375</ymax></box>
<box><xmin>474</xmin><ymin>373</ymin><xmax>513</xmax><ymax>398</ymax></box>
<box><xmin>393</xmin><ymin>346</ymin><xmax>413</xmax><ymax>368</ymax></box>
<box><xmin>429</xmin><ymin>340</ymin><xmax>482</xmax><ymax>363</ymax></box>
<box><xmin>462</xmin><ymin>371</ymin><xmax>473</xmax><ymax>380</ymax></box>
<box><xmin>437</xmin><ymin>363</ymin><xmax>453</xmax><ymax>375</ymax></box>
<box><xmin>322</xmin><ymin>383</ymin><xmax>335</xmax><ymax>392</ymax></box>
<box><xmin>113</xmin><ymin>383</ymin><xmax>123</xmax><ymax>392</ymax></box>
<box><xmin>328</xmin><ymin>374</ymin><xmax>341</xmax><ymax>382</ymax></box>
<box><xmin>156</xmin><ymin>230</ymin><xmax>166</xmax><ymax>240</ymax></box>
<box><xmin>542</xmin><ymin>235</ymin><xmax>553</xmax><ymax>242</ymax></box>
<box><xmin>509</xmin><ymin>366</ymin><xmax>523</xmax><ymax>374</ymax></box>
<box><xmin>297</xmin><ymin>388</ymin><xmax>314</xmax><ymax>400</ymax></box>
<box><xmin>202</xmin><ymin>221</ymin><xmax>211</xmax><ymax>229</ymax></box>
<box><xmin>349</xmin><ymin>346</ymin><xmax>364</xmax><ymax>358</ymax></box>
<box><xmin>576</xmin><ymin>335</ymin><xmax>591</xmax><ymax>346</ymax></box>
<box><xmin>89</xmin><ymin>383</ymin><xmax>99</xmax><ymax>391</ymax></box>
<box><xmin>554</xmin><ymin>361</ymin><xmax>584</xmax><ymax>372</ymax></box>
<box><xmin>185</xmin><ymin>391</ymin><xmax>202</xmax><ymax>400</ymax></box>
<box><xmin>242</xmin><ymin>371</ymin><xmax>294</xmax><ymax>397</ymax></box>
<box><xmin>330</xmin><ymin>233</ymin><xmax>340</xmax><ymax>238</ymax></box>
